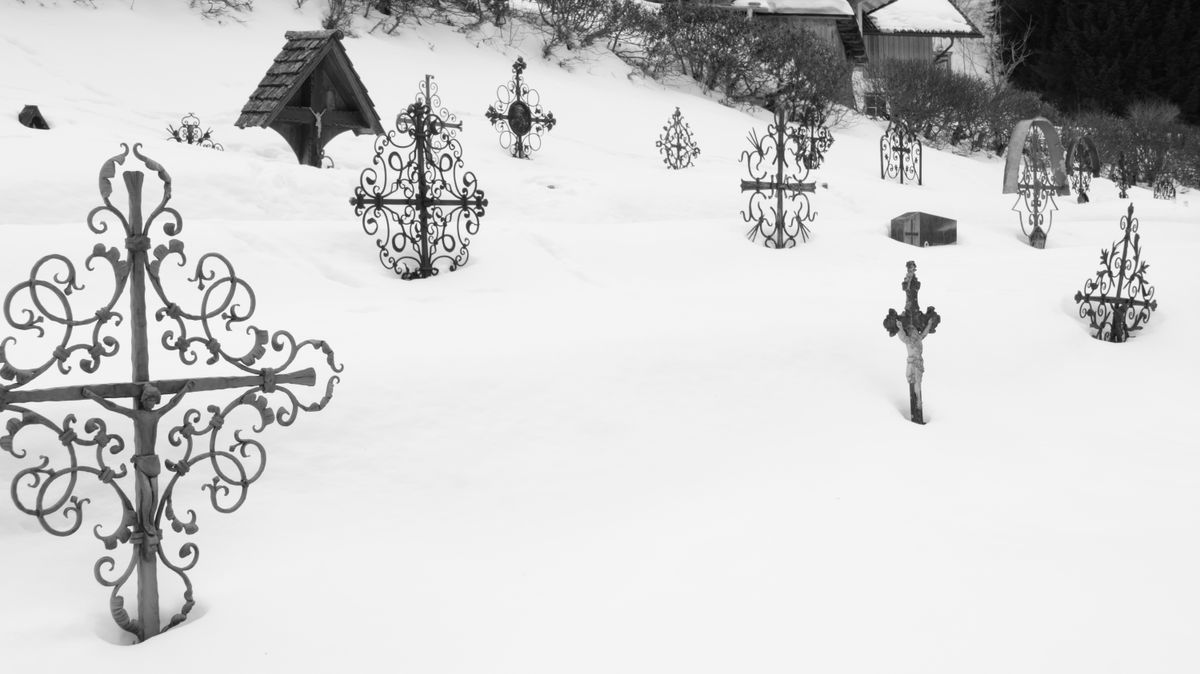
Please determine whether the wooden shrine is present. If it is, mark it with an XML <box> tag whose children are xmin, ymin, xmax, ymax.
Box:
<box><xmin>236</xmin><ymin>30</ymin><xmax>383</xmax><ymax>167</ymax></box>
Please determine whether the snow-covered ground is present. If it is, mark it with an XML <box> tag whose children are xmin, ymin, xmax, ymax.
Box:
<box><xmin>1</xmin><ymin>2</ymin><xmax>1199</xmax><ymax>672</ymax></box>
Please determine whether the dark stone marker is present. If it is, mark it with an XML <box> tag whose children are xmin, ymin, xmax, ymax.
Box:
<box><xmin>18</xmin><ymin>104</ymin><xmax>49</xmax><ymax>130</ymax></box>
<box><xmin>889</xmin><ymin>212</ymin><xmax>956</xmax><ymax>247</ymax></box>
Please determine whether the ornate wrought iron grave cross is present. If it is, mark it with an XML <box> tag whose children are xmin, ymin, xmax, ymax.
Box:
<box><xmin>485</xmin><ymin>57</ymin><xmax>556</xmax><ymax>159</ymax></box>
<box><xmin>0</xmin><ymin>144</ymin><xmax>340</xmax><ymax>642</ymax></box>
<box><xmin>166</xmin><ymin>112</ymin><xmax>223</xmax><ymax>151</ymax></box>
<box><xmin>351</xmin><ymin>75</ymin><xmax>488</xmax><ymax>279</ymax></box>
<box><xmin>656</xmin><ymin>107</ymin><xmax>700</xmax><ymax>170</ymax></box>
<box><xmin>740</xmin><ymin>104</ymin><xmax>818</xmax><ymax>248</ymax></box>
<box><xmin>1074</xmin><ymin>203</ymin><xmax>1158</xmax><ymax>343</ymax></box>
<box><xmin>880</xmin><ymin>118</ymin><xmax>922</xmax><ymax>186</ymax></box>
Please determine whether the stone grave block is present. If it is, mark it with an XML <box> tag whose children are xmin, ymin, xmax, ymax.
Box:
<box><xmin>889</xmin><ymin>211</ymin><xmax>956</xmax><ymax>247</ymax></box>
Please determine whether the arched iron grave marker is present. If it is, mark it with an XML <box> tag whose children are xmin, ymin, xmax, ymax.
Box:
<box><xmin>0</xmin><ymin>144</ymin><xmax>341</xmax><ymax>642</ymax></box>
<box><xmin>1065</xmin><ymin>135</ymin><xmax>1099</xmax><ymax>203</ymax></box>
<box><xmin>880</xmin><ymin>118</ymin><xmax>922</xmax><ymax>185</ymax></box>
<box><xmin>1002</xmin><ymin>117</ymin><xmax>1069</xmax><ymax>249</ymax></box>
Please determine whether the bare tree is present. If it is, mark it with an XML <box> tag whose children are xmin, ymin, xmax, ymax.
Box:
<box><xmin>954</xmin><ymin>0</ymin><xmax>1032</xmax><ymax>91</ymax></box>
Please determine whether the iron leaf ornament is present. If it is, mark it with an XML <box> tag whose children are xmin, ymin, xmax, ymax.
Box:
<box><xmin>739</xmin><ymin>103</ymin><xmax>818</xmax><ymax>248</ymax></box>
<box><xmin>1074</xmin><ymin>203</ymin><xmax>1158</xmax><ymax>343</ymax></box>
<box><xmin>0</xmin><ymin>143</ymin><xmax>341</xmax><ymax>642</ymax></box>
<box><xmin>883</xmin><ymin>261</ymin><xmax>941</xmax><ymax>425</ymax></box>
<box><xmin>794</xmin><ymin>104</ymin><xmax>834</xmax><ymax>171</ymax></box>
<box><xmin>656</xmin><ymin>107</ymin><xmax>700</xmax><ymax>170</ymax></box>
<box><xmin>351</xmin><ymin>75</ymin><xmax>487</xmax><ymax>279</ymax></box>
<box><xmin>485</xmin><ymin>57</ymin><xmax>556</xmax><ymax>159</ymax></box>
<box><xmin>165</xmin><ymin>113</ymin><xmax>223</xmax><ymax>151</ymax></box>
<box><xmin>880</xmin><ymin>118</ymin><xmax>922</xmax><ymax>186</ymax></box>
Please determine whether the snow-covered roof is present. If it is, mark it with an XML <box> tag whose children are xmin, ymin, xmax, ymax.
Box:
<box><xmin>729</xmin><ymin>0</ymin><xmax>853</xmax><ymax>16</ymax></box>
<box><xmin>864</xmin><ymin>0</ymin><xmax>982</xmax><ymax>36</ymax></box>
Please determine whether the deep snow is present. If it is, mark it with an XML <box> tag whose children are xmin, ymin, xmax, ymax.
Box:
<box><xmin>1</xmin><ymin>2</ymin><xmax>1199</xmax><ymax>673</ymax></box>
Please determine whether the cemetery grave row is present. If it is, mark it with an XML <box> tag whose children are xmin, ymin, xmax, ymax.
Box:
<box><xmin>0</xmin><ymin>27</ymin><xmax>1169</xmax><ymax>645</ymax></box>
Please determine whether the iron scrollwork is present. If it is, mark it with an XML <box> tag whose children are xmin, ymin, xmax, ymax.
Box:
<box><xmin>1066</xmin><ymin>135</ymin><xmax>1100</xmax><ymax>203</ymax></box>
<box><xmin>656</xmin><ymin>107</ymin><xmax>700</xmax><ymax>170</ymax></box>
<box><xmin>1073</xmin><ymin>203</ymin><xmax>1157</xmax><ymax>343</ymax></box>
<box><xmin>739</xmin><ymin>104</ymin><xmax>818</xmax><ymax>248</ymax></box>
<box><xmin>880</xmin><ymin>118</ymin><xmax>922</xmax><ymax>185</ymax></box>
<box><xmin>1112</xmin><ymin>152</ymin><xmax>1132</xmax><ymax>199</ymax></box>
<box><xmin>795</xmin><ymin>104</ymin><xmax>833</xmax><ymax>171</ymax></box>
<box><xmin>165</xmin><ymin>113</ymin><xmax>223</xmax><ymax>151</ymax></box>
<box><xmin>350</xmin><ymin>75</ymin><xmax>488</xmax><ymax>279</ymax></box>
<box><xmin>485</xmin><ymin>57</ymin><xmax>556</xmax><ymax>159</ymax></box>
<box><xmin>1011</xmin><ymin>125</ymin><xmax>1058</xmax><ymax>249</ymax></box>
<box><xmin>0</xmin><ymin>144</ymin><xmax>341</xmax><ymax>642</ymax></box>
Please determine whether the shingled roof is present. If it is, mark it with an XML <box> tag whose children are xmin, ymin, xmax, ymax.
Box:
<box><xmin>235</xmin><ymin>29</ymin><xmax>382</xmax><ymax>133</ymax></box>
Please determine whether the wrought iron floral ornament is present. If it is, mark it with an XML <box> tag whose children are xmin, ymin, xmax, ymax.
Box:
<box><xmin>740</xmin><ymin>104</ymin><xmax>818</xmax><ymax>248</ymax></box>
<box><xmin>656</xmin><ymin>107</ymin><xmax>700</xmax><ymax>170</ymax></box>
<box><xmin>1112</xmin><ymin>152</ymin><xmax>1132</xmax><ymax>199</ymax></box>
<box><xmin>1074</xmin><ymin>203</ymin><xmax>1157</xmax><ymax>343</ymax></box>
<box><xmin>0</xmin><ymin>143</ymin><xmax>341</xmax><ymax>642</ymax></box>
<box><xmin>880</xmin><ymin>118</ymin><xmax>922</xmax><ymax>185</ymax></box>
<box><xmin>351</xmin><ymin>75</ymin><xmax>487</xmax><ymax>279</ymax></box>
<box><xmin>883</xmin><ymin>261</ymin><xmax>941</xmax><ymax>425</ymax></box>
<box><xmin>485</xmin><ymin>57</ymin><xmax>556</xmax><ymax>159</ymax></box>
<box><xmin>1153</xmin><ymin>163</ymin><xmax>1176</xmax><ymax>200</ymax></box>
<box><xmin>165</xmin><ymin>113</ymin><xmax>223</xmax><ymax>150</ymax></box>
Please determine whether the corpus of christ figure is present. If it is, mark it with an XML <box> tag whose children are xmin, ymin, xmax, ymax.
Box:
<box><xmin>883</xmin><ymin>261</ymin><xmax>941</xmax><ymax>424</ymax></box>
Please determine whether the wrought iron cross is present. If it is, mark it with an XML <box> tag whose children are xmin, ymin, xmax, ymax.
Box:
<box><xmin>485</xmin><ymin>57</ymin><xmax>556</xmax><ymax>159</ymax></box>
<box><xmin>880</xmin><ymin>118</ymin><xmax>922</xmax><ymax>186</ymax></box>
<box><xmin>1066</xmin><ymin>135</ymin><xmax>1098</xmax><ymax>204</ymax></box>
<box><xmin>351</xmin><ymin>75</ymin><xmax>487</xmax><ymax>279</ymax></box>
<box><xmin>740</xmin><ymin>104</ymin><xmax>818</xmax><ymax>248</ymax></box>
<box><xmin>795</xmin><ymin>104</ymin><xmax>834</xmax><ymax>171</ymax></box>
<box><xmin>1074</xmin><ymin>203</ymin><xmax>1158</xmax><ymax>343</ymax></box>
<box><xmin>1113</xmin><ymin>152</ymin><xmax>1131</xmax><ymax>199</ymax></box>
<box><xmin>883</xmin><ymin>261</ymin><xmax>941</xmax><ymax>425</ymax></box>
<box><xmin>1012</xmin><ymin>132</ymin><xmax>1058</xmax><ymax>249</ymax></box>
<box><xmin>0</xmin><ymin>144</ymin><xmax>340</xmax><ymax>642</ymax></box>
<box><xmin>656</xmin><ymin>107</ymin><xmax>700</xmax><ymax>170</ymax></box>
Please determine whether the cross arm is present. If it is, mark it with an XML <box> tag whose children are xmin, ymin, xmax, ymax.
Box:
<box><xmin>739</xmin><ymin>179</ymin><xmax>815</xmax><ymax>193</ymax></box>
<box><xmin>2</xmin><ymin>368</ymin><xmax>316</xmax><ymax>405</ymax></box>
<box><xmin>1073</xmin><ymin>293</ymin><xmax>1157</xmax><ymax>309</ymax></box>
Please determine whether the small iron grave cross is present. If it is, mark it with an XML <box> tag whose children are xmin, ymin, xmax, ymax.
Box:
<box><xmin>0</xmin><ymin>144</ymin><xmax>341</xmax><ymax>642</ymax></box>
<box><xmin>883</xmin><ymin>261</ymin><xmax>941</xmax><ymax>424</ymax></box>
<box><xmin>1114</xmin><ymin>152</ymin><xmax>1132</xmax><ymax>199</ymax></box>
<box><xmin>1074</xmin><ymin>203</ymin><xmax>1158</xmax><ymax>343</ymax></box>
<box><xmin>880</xmin><ymin>118</ymin><xmax>922</xmax><ymax>186</ymax></box>
<box><xmin>740</xmin><ymin>104</ymin><xmax>818</xmax><ymax>248</ymax></box>
<box><xmin>656</xmin><ymin>107</ymin><xmax>700</xmax><ymax>170</ymax></box>
<box><xmin>1012</xmin><ymin>139</ymin><xmax>1058</xmax><ymax>249</ymax></box>
<box><xmin>351</xmin><ymin>75</ymin><xmax>488</xmax><ymax>279</ymax></box>
<box><xmin>485</xmin><ymin>57</ymin><xmax>556</xmax><ymax>159</ymax></box>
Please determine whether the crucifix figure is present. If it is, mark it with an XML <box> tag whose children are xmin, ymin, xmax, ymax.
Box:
<box><xmin>0</xmin><ymin>143</ymin><xmax>340</xmax><ymax>642</ymax></box>
<box><xmin>740</xmin><ymin>103</ymin><xmax>818</xmax><ymax>248</ymax></box>
<box><xmin>81</xmin><ymin>381</ymin><xmax>194</xmax><ymax>558</ymax></box>
<box><xmin>883</xmin><ymin>261</ymin><xmax>941</xmax><ymax>424</ymax></box>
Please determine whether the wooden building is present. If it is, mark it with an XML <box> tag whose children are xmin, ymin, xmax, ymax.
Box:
<box><xmin>728</xmin><ymin>0</ymin><xmax>981</xmax><ymax>70</ymax></box>
<box><xmin>236</xmin><ymin>30</ymin><xmax>383</xmax><ymax>167</ymax></box>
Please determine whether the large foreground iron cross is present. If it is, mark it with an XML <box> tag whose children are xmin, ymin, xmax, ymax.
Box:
<box><xmin>740</xmin><ymin>104</ymin><xmax>817</xmax><ymax>248</ymax></box>
<box><xmin>0</xmin><ymin>144</ymin><xmax>340</xmax><ymax>642</ymax></box>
